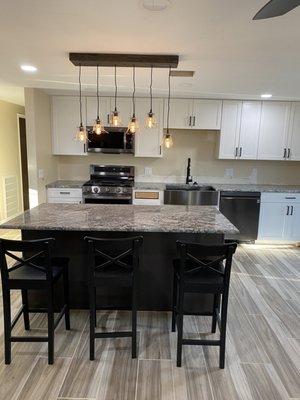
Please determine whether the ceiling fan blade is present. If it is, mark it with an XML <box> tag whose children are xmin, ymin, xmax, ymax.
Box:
<box><xmin>253</xmin><ymin>0</ymin><xmax>300</xmax><ymax>20</ymax></box>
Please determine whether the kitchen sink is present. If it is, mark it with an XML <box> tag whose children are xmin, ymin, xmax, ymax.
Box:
<box><xmin>164</xmin><ymin>185</ymin><xmax>219</xmax><ymax>206</ymax></box>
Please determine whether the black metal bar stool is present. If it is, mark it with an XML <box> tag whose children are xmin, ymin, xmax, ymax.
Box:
<box><xmin>0</xmin><ymin>238</ymin><xmax>70</xmax><ymax>365</ymax></box>
<box><xmin>172</xmin><ymin>241</ymin><xmax>237</xmax><ymax>368</ymax></box>
<box><xmin>84</xmin><ymin>236</ymin><xmax>143</xmax><ymax>360</ymax></box>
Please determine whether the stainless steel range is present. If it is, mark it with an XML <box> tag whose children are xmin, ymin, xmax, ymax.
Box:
<box><xmin>82</xmin><ymin>165</ymin><xmax>134</xmax><ymax>204</ymax></box>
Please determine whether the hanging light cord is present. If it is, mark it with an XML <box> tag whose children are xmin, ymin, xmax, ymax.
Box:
<box><xmin>132</xmin><ymin>66</ymin><xmax>136</xmax><ymax>117</ymax></box>
<box><xmin>167</xmin><ymin>67</ymin><xmax>171</xmax><ymax>133</ymax></box>
<box><xmin>150</xmin><ymin>66</ymin><xmax>153</xmax><ymax>113</ymax></box>
<box><xmin>96</xmin><ymin>66</ymin><xmax>100</xmax><ymax>119</ymax></box>
<box><xmin>79</xmin><ymin>65</ymin><xmax>83</xmax><ymax>125</ymax></box>
<box><xmin>114</xmin><ymin>66</ymin><xmax>118</xmax><ymax>111</ymax></box>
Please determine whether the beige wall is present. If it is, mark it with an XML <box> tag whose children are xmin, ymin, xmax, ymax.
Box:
<box><xmin>0</xmin><ymin>100</ymin><xmax>25</xmax><ymax>222</ymax></box>
<box><xmin>24</xmin><ymin>88</ymin><xmax>58</xmax><ymax>206</ymax></box>
<box><xmin>58</xmin><ymin>130</ymin><xmax>300</xmax><ymax>185</ymax></box>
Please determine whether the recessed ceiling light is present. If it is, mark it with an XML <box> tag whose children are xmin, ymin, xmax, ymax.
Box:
<box><xmin>21</xmin><ymin>65</ymin><xmax>37</xmax><ymax>72</ymax></box>
<box><xmin>261</xmin><ymin>93</ymin><xmax>272</xmax><ymax>98</ymax></box>
<box><xmin>142</xmin><ymin>0</ymin><xmax>171</xmax><ymax>11</ymax></box>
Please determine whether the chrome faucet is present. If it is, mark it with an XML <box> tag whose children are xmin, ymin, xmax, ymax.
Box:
<box><xmin>186</xmin><ymin>158</ymin><xmax>193</xmax><ymax>184</ymax></box>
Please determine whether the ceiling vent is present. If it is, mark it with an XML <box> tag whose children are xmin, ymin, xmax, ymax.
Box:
<box><xmin>170</xmin><ymin>71</ymin><xmax>195</xmax><ymax>77</ymax></box>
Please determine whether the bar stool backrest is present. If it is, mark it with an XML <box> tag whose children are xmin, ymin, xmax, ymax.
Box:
<box><xmin>84</xmin><ymin>236</ymin><xmax>143</xmax><ymax>279</ymax></box>
<box><xmin>176</xmin><ymin>241</ymin><xmax>237</xmax><ymax>287</ymax></box>
<box><xmin>0</xmin><ymin>238</ymin><xmax>55</xmax><ymax>283</ymax></box>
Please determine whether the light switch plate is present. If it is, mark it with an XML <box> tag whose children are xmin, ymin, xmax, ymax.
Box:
<box><xmin>38</xmin><ymin>169</ymin><xmax>44</xmax><ymax>179</ymax></box>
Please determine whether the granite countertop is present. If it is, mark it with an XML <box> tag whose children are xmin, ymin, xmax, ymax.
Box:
<box><xmin>1</xmin><ymin>203</ymin><xmax>238</xmax><ymax>234</ymax></box>
<box><xmin>46</xmin><ymin>180</ymin><xmax>85</xmax><ymax>189</ymax></box>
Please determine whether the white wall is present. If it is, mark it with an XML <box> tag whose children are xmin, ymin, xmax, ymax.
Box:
<box><xmin>24</xmin><ymin>88</ymin><xmax>58</xmax><ymax>206</ymax></box>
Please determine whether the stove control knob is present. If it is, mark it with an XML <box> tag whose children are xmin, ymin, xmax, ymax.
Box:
<box><xmin>92</xmin><ymin>186</ymin><xmax>100</xmax><ymax>194</ymax></box>
<box><xmin>105</xmin><ymin>187</ymin><xmax>110</xmax><ymax>193</ymax></box>
<box><xmin>116</xmin><ymin>187</ymin><xmax>122</xmax><ymax>193</ymax></box>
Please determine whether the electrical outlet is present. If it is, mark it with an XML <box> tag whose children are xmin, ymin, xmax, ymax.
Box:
<box><xmin>144</xmin><ymin>167</ymin><xmax>152</xmax><ymax>176</ymax></box>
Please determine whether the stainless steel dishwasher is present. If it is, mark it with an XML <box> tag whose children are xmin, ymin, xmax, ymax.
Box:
<box><xmin>219</xmin><ymin>191</ymin><xmax>261</xmax><ymax>242</ymax></box>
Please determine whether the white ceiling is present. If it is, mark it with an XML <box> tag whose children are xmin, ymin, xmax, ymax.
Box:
<box><xmin>0</xmin><ymin>0</ymin><xmax>299</xmax><ymax>105</ymax></box>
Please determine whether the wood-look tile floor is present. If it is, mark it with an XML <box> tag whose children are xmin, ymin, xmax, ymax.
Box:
<box><xmin>0</xmin><ymin>229</ymin><xmax>299</xmax><ymax>399</ymax></box>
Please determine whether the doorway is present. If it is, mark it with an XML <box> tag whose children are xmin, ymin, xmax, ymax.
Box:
<box><xmin>17</xmin><ymin>115</ymin><xmax>29</xmax><ymax>211</ymax></box>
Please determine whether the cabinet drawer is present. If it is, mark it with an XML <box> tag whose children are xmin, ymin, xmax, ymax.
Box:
<box><xmin>47</xmin><ymin>197</ymin><xmax>82</xmax><ymax>204</ymax></box>
<box><xmin>261</xmin><ymin>192</ymin><xmax>300</xmax><ymax>203</ymax></box>
<box><xmin>47</xmin><ymin>188</ymin><xmax>83</xmax><ymax>198</ymax></box>
<box><xmin>133</xmin><ymin>190</ymin><xmax>163</xmax><ymax>205</ymax></box>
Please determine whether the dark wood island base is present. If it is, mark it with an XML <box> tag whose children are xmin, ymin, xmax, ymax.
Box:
<box><xmin>22</xmin><ymin>229</ymin><xmax>224</xmax><ymax>312</ymax></box>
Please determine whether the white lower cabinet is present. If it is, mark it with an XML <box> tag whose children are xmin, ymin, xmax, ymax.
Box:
<box><xmin>258</xmin><ymin>193</ymin><xmax>300</xmax><ymax>241</ymax></box>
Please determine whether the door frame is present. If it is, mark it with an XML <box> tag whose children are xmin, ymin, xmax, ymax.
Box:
<box><xmin>16</xmin><ymin>113</ymin><xmax>28</xmax><ymax>212</ymax></box>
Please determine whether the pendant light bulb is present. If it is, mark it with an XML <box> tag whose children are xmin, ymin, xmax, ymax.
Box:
<box><xmin>112</xmin><ymin>109</ymin><xmax>121</xmax><ymax>126</ymax></box>
<box><xmin>75</xmin><ymin>123</ymin><xmax>88</xmax><ymax>142</ymax></box>
<box><xmin>145</xmin><ymin>111</ymin><xmax>156</xmax><ymax>129</ymax></box>
<box><xmin>93</xmin><ymin>117</ymin><xmax>104</xmax><ymax>135</ymax></box>
<box><xmin>128</xmin><ymin>115</ymin><xmax>139</xmax><ymax>134</ymax></box>
<box><xmin>164</xmin><ymin>132</ymin><xmax>173</xmax><ymax>149</ymax></box>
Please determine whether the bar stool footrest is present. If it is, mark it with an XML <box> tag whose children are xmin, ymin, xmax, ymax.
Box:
<box><xmin>94</xmin><ymin>331</ymin><xmax>133</xmax><ymax>339</ymax></box>
<box><xmin>182</xmin><ymin>339</ymin><xmax>220</xmax><ymax>346</ymax></box>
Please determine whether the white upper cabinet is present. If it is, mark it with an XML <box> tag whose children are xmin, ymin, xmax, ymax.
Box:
<box><xmin>134</xmin><ymin>98</ymin><xmax>164</xmax><ymax>157</ymax></box>
<box><xmin>164</xmin><ymin>98</ymin><xmax>192</xmax><ymax>129</ymax></box>
<box><xmin>192</xmin><ymin>99</ymin><xmax>222</xmax><ymax>130</ymax></box>
<box><xmin>238</xmin><ymin>101</ymin><xmax>262</xmax><ymax>159</ymax></box>
<box><xmin>287</xmin><ymin>102</ymin><xmax>300</xmax><ymax>161</ymax></box>
<box><xmin>218</xmin><ymin>100</ymin><xmax>242</xmax><ymax>159</ymax></box>
<box><xmin>163</xmin><ymin>98</ymin><xmax>222</xmax><ymax>130</ymax></box>
<box><xmin>257</xmin><ymin>101</ymin><xmax>291</xmax><ymax>160</ymax></box>
<box><xmin>86</xmin><ymin>97</ymin><xmax>111</xmax><ymax>126</ymax></box>
<box><xmin>51</xmin><ymin>96</ymin><xmax>87</xmax><ymax>156</ymax></box>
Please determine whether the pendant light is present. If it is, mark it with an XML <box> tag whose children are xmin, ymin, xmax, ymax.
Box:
<box><xmin>163</xmin><ymin>67</ymin><xmax>173</xmax><ymax>148</ymax></box>
<box><xmin>111</xmin><ymin>66</ymin><xmax>121</xmax><ymax>126</ymax></box>
<box><xmin>127</xmin><ymin>66</ymin><xmax>139</xmax><ymax>134</ymax></box>
<box><xmin>145</xmin><ymin>66</ymin><xmax>156</xmax><ymax>128</ymax></box>
<box><xmin>93</xmin><ymin>66</ymin><xmax>105</xmax><ymax>135</ymax></box>
<box><xmin>74</xmin><ymin>65</ymin><xmax>88</xmax><ymax>142</ymax></box>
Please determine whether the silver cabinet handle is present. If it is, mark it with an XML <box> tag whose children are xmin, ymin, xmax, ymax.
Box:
<box><xmin>283</xmin><ymin>148</ymin><xmax>287</xmax><ymax>159</ymax></box>
<box><xmin>285</xmin><ymin>196</ymin><xmax>296</xmax><ymax>200</ymax></box>
<box><xmin>189</xmin><ymin>116</ymin><xmax>192</xmax><ymax>126</ymax></box>
<box><xmin>235</xmin><ymin>147</ymin><xmax>238</xmax><ymax>157</ymax></box>
<box><xmin>287</xmin><ymin>148</ymin><xmax>291</xmax><ymax>159</ymax></box>
<box><xmin>286</xmin><ymin>205</ymin><xmax>290</xmax><ymax>215</ymax></box>
<box><xmin>193</xmin><ymin>116</ymin><xmax>196</xmax><ymax>126</ymax></box>
<box><xmin>239</xmin><ymin>147</ymin><xmax>242</xmax><ymax>157</ymax></box>
<box><xmin>60</xmin><ymin>191</ymin><xmax>70</xmax><ymax>195</ymax></box>
<box><xmin>290</xmin><ymin>205</ymin><xmax>294</xmax><ymax>215</ymax></box>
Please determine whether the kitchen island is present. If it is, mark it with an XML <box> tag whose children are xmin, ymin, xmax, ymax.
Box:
<box><xmin>1</xmin><ymin>203</ymin><xmax>238</xmax><ymax>311</ymax></box>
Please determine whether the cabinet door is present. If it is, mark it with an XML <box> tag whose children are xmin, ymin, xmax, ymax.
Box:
<box><xmin>164</xmin><ymin>98</ymin><xmax>192</xmax><ymax>129</ymax></box>
<box><xmin>218</xmin><ymin>100</ymin><xmax>242</xmax><ymax>159</ymax></box>
<box><xmin>257</xmin><ymin>101</ymin><xmax>291</xmax><ymax>160</ymax></box>
<box><xmin>51</xmin><ymin>96</ymin><xmax>87</xmax><ymax>156</ymax></box>
<box><xmin>134</xmin><ymin>98</ymin><xmax>163</xmax><ymax>157</ymax></box>
<box><xmin>86</xmin><ymin>97</ymin><xmax>111</xmax><ymax>126</ymax></box>
<box><xmin>192</xmin><ymin>99</ymin><xmax>222</xmax><ymax>130</ymax></box>
<box><xmin>284</xmin><ymin>203</ymin><xmax>300</xmax><ymax>241</ymax></box>
<box><xmin>288</xmin><ymin>102</ymin><xmax>300</xmax><ymax>161</ymax></box>
<box><xmin>238</xmin><ymin>101</ymin><xmax>261</xmax><ymax>159</ymax></box>
<box><xmin>258</xmin><ymin>202</ymin><xmax>287</xmax><ymax>240</ymax></box>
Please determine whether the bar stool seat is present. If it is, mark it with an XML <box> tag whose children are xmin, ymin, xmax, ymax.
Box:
<box><xmin>173</xmin><ymin>258</ymin><xmax>224</xmax><ymax>292</ymax></box>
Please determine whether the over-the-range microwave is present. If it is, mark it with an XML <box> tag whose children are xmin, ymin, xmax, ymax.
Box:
<box><xmin>87</xmin><ymin>126</ymin><xmax>134</xmax><ymax>154</ymax></box>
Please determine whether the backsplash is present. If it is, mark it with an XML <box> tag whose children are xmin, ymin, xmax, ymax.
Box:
<box><xmin>57</xmin><ymin>130</ymin><xmax>300</xmax><ymax>185</ymax></box>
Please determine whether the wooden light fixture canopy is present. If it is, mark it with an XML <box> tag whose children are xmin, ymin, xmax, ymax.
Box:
<box><xmin>69</xmin><ymin>53</ymin><xmax>179</xmax><ymax>68</ymax></box>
